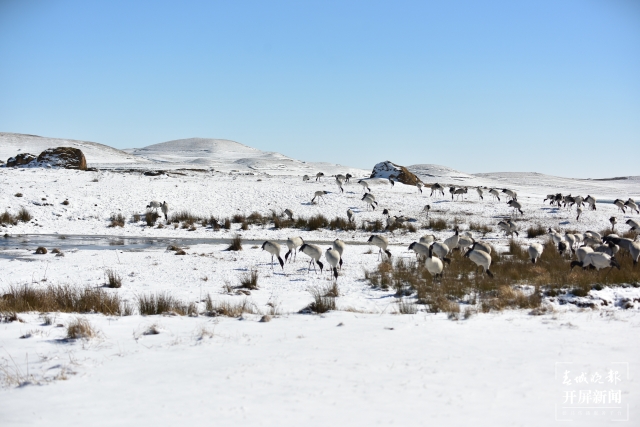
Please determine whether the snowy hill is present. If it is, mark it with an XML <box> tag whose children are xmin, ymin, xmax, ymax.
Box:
<box><xmin>408</xmin><ymin>163</ymin><xmax>640</xmax><ymax>200</ymax></box>
<box><xmin>0</xmin><ymin>133</ymin><xmax>147</xmax><ymax>166</ymax></box>
<box><xmin>129</xmin><ymin>137</ymin><xmax>368</xmax><ymax>176</ymax></box>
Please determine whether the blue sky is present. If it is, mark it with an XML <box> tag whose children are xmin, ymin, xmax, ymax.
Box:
<box><xmin>1</xmin><ymin>0</ymin><xmax>638</xmax><ymax>178</ymax></box>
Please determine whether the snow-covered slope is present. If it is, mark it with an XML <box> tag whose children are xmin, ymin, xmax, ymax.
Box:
<box><xmin>0</xmin><ymin>133</ymin><xmax>147</xmax><ymax>166</ymax></box>
<box><xmin>408</xmin><ymin>163</ymin><xmax>640</xmax><ymax>200</ymax></box>
<box><xmin>409</xmin><ymin>164</ymin><xmax>476</xmax><ymax>181</ymax></box>
<box><xmin>129</xmin><ymin>137</ymin><xmax>368</xmax><ymax>176</ymax></box>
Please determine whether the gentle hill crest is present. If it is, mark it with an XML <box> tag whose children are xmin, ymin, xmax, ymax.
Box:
<box><xmin>0</xmin><ymin>132</ymin><xmax>146</xmax><ymax>165</ymax></box>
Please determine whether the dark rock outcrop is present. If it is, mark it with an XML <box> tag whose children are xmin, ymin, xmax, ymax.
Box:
<box><xmin>370</xmin><ymin>161</ymin><xmax>421</xmax><ymax>186</ymax></box>
<box><xmin>37</xmin><ymin>147</ymin><xmax>87</xmax><ymax>170</ymax></box>
<box><xmin>6</xmin><ymin>153</ymin><xmax>37</xmax><ymax>167</ymax></box>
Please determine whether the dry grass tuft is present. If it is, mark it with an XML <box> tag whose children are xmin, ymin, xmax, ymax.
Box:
<box><xmin>426</xmin><ymin>218</ymin><xmax>448</xmax><ymax>231</ymax></box>
<box><xmin>105</xmin><ymin>269</ymin><xmax>122</xmax><ymax>288</ymax></box>
<box><xmin>0</xmin><ymin>210</ymin><xmax>17</xmax><ymax>226</ymax></box>
<box><xmin>527</xmin><ymin>224</ymin><xmax>546</xmax><ymax>238</ymax></box>
<box><xmin>226</xmin><ymin>234</ymin><xmax>243</xmax><ymax>251</ymax></box>
<box><xmin>329</xmin><ymin>216</ymin><xmax>357</xmax><ymax>231</ymax></box>
<box><xmin>469</xmin><ymin>222</ymin><xmax>492</xmax><ymax>235</ymax></box>
<box><xmin>204</xmin><ymin>295</ymin><xmax>258</xmax><ymax>317</ymax></box>
<box><xmin>109</xmin><ymin>213</ymin><xmax>125</xmax><ymax>227</ymax></box>
<box><xmin>35</xmin><ymin>247</ymin><xmax>48</xmax><ymax>254</ymax></box>
<box><xmin>238</xmin><ymin>270</ymin><xmax>259</xmax><ymax>290</ymax></box>
<box><xmin>17</xmin><ymin>207</ymin><xmax>32</xmax><ymax>222</ymax></box>
<box><xmin>66</xmin><ymin>317</ymin><xmax>97</xmax><ymax>340</ymax></box>
<box><xmin>397</xmin><ymin>300</ymin><xmax>418</xmax><ymax>314</ymax></box>
<box><xmin>324</xmin><ymin>282</ymin><xmax>340</xmax><ymax>297</ymax></box>
<box><xmin>362</xmin><ymin>220</ymin><xmax>384</xmax><ymax>232</ymax></box>
<box><xmin>145</xmin><ymin>211</ymin><xmax>159</xmax><ymax>227</ymax></box>
<box><xmin>170</xmin><ymin>211</ymin><xmax>201</xmax><ymax>224</ymax></box>
<box><xmin>137</xmin><ymin>292</ymin><xmax>195</xmax><ymax>316</ymax></box>
<box><xmin>14</xmin><ymin>193</ymin><xmax>23</xmax><ymax>197</ymax></box>
<box><xmin>0</xmin><ymin>284</ymin><xmax>126</xmax><ymax>315</ymax></box>
<box><xmin>306</xmin><ymin>214</ymin><xmax>329</xmax><ymax>231</ymax></box>
<box><xmin>302</xmin><ymin>286</ymin><xmax>337</xmax><ymax>313</ymax></box>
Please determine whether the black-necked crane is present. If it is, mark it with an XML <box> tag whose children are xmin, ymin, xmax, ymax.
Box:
<box><xmin>498</xmin><ymin>220</ymin><xmax>518</xmax><ymax>237</ymax></box>
<box><xmin>425</xmin><ymin>244</ymin><xmax>444</xmax><ymax>280</ymax></box>
<box><xmin>571</xmin><ymin>252</ymin><xmax>620</xmax><ymax>273</ymax></box>
<box><xmin>285</xmin><ymin>237</ymin><xmax>304</xmax><ymax>262</ymax></box>
<box><xmin>453</xmin><ymin>187</ymin><xmax>467</xmax><ymax>201</ymax></box>
<box><xmin>443</xmin><ymin>227</ymin><xmax>460</xmax><ymax>251</ymax></box>
<box><xmin>585</xmin><ymin>195</ymin><xmax>597</xmax><ymax>210</ymax></box>
<box><xmin>464</xmin><ymin>242</ymin><xmax>494</xmax><ymax>277</ymax></box>
<box><xmin>161</xmin><ymin>201</ymin><xmax>169</xmax><ymax>221</ymax></box>
<box><xmin>416</xmin><ymin>181</ymin><xmax>423</xmax><ymax>194</ymax></box>
<box><xmin>408</xmin><ymin>241</ymin><xmax>429</xmax><ymax>258</ymax></box>
<box><xmin>419</xmin><ymin>234</ymin><xmax>436</xmax><ymax>245</ymax></box>
<box><xmin>284</xmin><ymin>209</ymin><xmax>294</xmax><ymax>221</ymax></box>
<box><xmin>625</xmin><ymin>199</ymin><xmax>639</xmax><ymax>214</ymax></box>
<box><xmin>610</xmin><ymin>216</ymin><xmax>617</xmax><ymax>231</ymax></box>
<box><xmin>528</xmin><ymin>243</ymin><xmax>543</xmax><ymax>264</ymax></box>
<box><xmin>430</xmin><ymin>242</ymin><xmax>451</xmax><ymax>262</ymax></box>
<box><xmin>316</xmin><ymin>172</ymin><xmax>324</xmax><ymax>181</ymax></box>
<box><xmin>507</xmin><ymin>199</ymin><xmax>524</xmax><ymax>216</ymax></box>
<box><xmin>347</xmin><ymin>209</ymin><xmax>354</xmax><ymax>223</ymax></box>
<box><xmin>146</xmin><ymin>200</ymin><xmax>161</xmax><ymax>212</ymax></box>
<box><xmin>449</xmin><ymin>186</ymin><xmax>456</xmax><ymax>200</ymax></box>
<box><xmin>325</xmin><ymin>247</ymin><xmax>341</xmax><ymax>280</ymax></box>
<box><xmin>602</xmin><ymin>236</ymin><xmax>640</xmax><ymax>265</ymax></box>
<box><xmin>626</xmin><ymin>219</ymin><xmax>640</xmax><ymax>233</ymax></box>
<box><xmin>362</xmin><ymin>193</ymin><xmax>377</xmax><ymax>210</ymax></box>
<box><xmin>613</xmin><ymin>199</ymin><xmax>626</xmax><ymax>213</ymax></box>
<box><xmin>502</xmin><ymin>189</ymin><xmax>517</xmax><ymax>201</ymax></box>
<box><xmin>367</xmin><ymin>235</ymin><xmax>391</xmax><ymax>260</ymax></box>
<box><xmin>358</xmin><ymin>179</ymin><xmax>370</xmax><ymax>193</ymax></box>
<box><xmin>299</xmin><ymin>243</ymin><xmax>324</xmax><ymax>273</ymax></box>
<box><xmin>332</xmin><ymin>239</ymin><xmax>346</xmax><ymax>269</ymax></box>
<box><xmin>489</xmin><ymin>188</ymin><xmax>501</xmax><ymax>201</ymax></box>
<box><xmin>262</xmin><ymin>241</ymin><xmax>284</xmax><ymax>270</ymax></box>
<box><xmin>312</xmin><ymin>190</ymin><xmax>328</xmax><ymax>204</ymax></box>
<box><xmin>430</xmin><ymin>183</ymin><xmax>445</xmax><ymax>197</ymax></box>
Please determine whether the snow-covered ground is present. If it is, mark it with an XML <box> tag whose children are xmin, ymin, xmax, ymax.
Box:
<box><xmin>1</xmin><ymin>135</ymin><xmax>639</xmax><ymax>426</ymax></box>
<box><xmin>1</xmin><ymin>310</ymin><xmax>638</xmax><ymax>426</ymax></box>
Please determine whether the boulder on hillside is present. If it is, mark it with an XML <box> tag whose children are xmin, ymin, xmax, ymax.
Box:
<box><xmin>37</xmin><ymin>147</ymin><xmax>87</xmax><ymax>170</ymax></box>
<box><xmin>6</xmin><ymin>153</ymin><xmax>37</xmax><ymax>167</ymax></box>
<box><xmin>370</xmin><ymin>161</ymin><xmax>421</xmax><ymax>186</ymax></box>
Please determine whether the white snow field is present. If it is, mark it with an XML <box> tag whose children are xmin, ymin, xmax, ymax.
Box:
<box><xmin>1</xmin><ymin>134</ymin><xmax>639</xmax><ymax>426</ymax></box>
